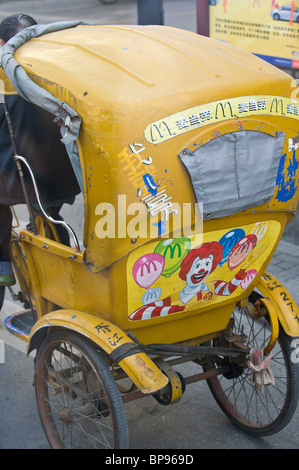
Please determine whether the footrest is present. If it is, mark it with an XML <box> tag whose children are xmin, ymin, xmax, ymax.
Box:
<box><xmin>5</xmin><ymin>309</ymin><xmax>36</xmax><ymax>343</ymax></box>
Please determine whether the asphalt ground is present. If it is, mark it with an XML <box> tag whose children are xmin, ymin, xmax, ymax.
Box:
<box><xmin>0</xmin><ymin>0</ymin><xmax>197</xmax><ymax>32</ymax></box>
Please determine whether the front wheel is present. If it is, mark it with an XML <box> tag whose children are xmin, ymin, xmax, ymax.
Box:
<box><xmin>35</xmin><ymin>330</ymin><xmax>129</xmax><ymax>448</ymax></box>
<box><xmin>206</xmin><ymin>300</ymin><xmax>299</xmax><ymax>436</ymax></box>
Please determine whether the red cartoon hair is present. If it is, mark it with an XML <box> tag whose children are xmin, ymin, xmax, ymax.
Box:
<box><xmin>179</xmin><ymin>242</ymin><xmax>223</xmax><ymax>281</ymax></box>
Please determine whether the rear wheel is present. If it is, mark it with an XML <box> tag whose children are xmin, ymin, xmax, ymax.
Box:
<box><xmin>35</xmin><ymin>330</ymin><xmax>129</xmax><ymax>448</ymax></box>
<box><xmin>206</xmin><ymin>298</ymin><xmax>299</xmax><ymax>436</ymax></box>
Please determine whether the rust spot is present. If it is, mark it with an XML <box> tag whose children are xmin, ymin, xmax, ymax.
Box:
<box><xmin>135</xmin><ymin>355</ymin><xmax>155</xmax><ymax>378</ymax></box>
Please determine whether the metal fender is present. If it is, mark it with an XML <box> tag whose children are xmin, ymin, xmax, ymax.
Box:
<box><xmin>28</xmin><ymin>309</ymin><xmax>168</xmax><ymax>394</ymax></box>
<box><xmin>257</xmin><ymin>272</ymin><xmax>299</xmax><ymax>337</ymax></box>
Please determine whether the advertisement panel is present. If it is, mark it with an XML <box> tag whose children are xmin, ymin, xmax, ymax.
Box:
<box><xmin>205</xmin><ymin>0</ymin><xmax>299</xmax><ymax>69</ymax></box>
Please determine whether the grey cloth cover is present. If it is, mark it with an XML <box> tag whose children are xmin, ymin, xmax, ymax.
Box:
<box><xmin>0</xmin><ymin>21</ymin><xmax>90</xmax><ymax>190</ymax></box>
<box><xmin>179</xmin><ymin>130</ymin><xmax>285</xmax><ymax>219</ymax></box>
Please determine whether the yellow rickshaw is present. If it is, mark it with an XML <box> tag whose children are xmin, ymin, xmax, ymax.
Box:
<box><xmin>1</xmin><ymin>22</ymin><xmax>299</xmax><ymax>449</ymax></box>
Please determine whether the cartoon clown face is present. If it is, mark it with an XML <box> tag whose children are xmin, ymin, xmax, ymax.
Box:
<box><xmin>179</xmin><ymin>242</ymin><xmax>223</xmax><ymax>304</ymax></box>
<box><xmin>180</xmin><ymin>254</ymin><xmax>214</xmax><ymax>304</ymax></box>
<box><xmin>185</xmin><ymin>255</ymin><xmax>214</xmax><ymax>287</ymax></box>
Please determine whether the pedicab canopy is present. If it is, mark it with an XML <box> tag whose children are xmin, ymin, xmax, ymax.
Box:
<box><xmin>0</xmin><ymin>22</ymin><xmax>298</xmax><ymax>274</ymax></box>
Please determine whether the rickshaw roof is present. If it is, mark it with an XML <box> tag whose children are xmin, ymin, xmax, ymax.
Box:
<box><xmin>7</xmin><ymin>24</ymin><xmax>297</xmax><ymax>105</ymax></box>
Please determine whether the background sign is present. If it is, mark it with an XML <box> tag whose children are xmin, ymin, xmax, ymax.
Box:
<box><xmin>198</xmin><ymin>0</ymin><xmax>299</xmax><ymax>70</ymax></box>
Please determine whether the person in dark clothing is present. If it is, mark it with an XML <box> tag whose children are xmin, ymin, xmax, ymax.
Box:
<box><xmin>0</xmin><ymin>14</ymin><xmax>81</xmax><ymax>285</ymax></box>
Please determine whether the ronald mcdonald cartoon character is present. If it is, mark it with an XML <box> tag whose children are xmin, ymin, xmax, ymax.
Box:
<box><xmin>129</xmin><ymin>242</ymin><xmax>250</xmax><ymax>321</ymax></box>
<box><xmin>178</xmin><ymin>242</ymin><xmax>247</xmax><ymax>304</ymax></box>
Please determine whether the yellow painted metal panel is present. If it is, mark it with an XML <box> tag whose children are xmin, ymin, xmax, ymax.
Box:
<box><xmin>1</xmin><ymin>25</ymin><xmax>298</xmax><ymax>350</ymax></box>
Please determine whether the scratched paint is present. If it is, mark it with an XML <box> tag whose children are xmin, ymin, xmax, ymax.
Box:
<box><xmin>276</xmin><ymin>150</ymin><xmax>299</xmax><ymax>202</ymax></box>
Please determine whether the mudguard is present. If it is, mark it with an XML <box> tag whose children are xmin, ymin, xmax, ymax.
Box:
<box><xmin>257</xmin><ymin>272</ymin><xmax>299</xmax><ymax>337</ymax></box>
<box><xmin>28</xmin><ymin>309</ymin><xmax>168</xmax><ymax>394</ymax></box>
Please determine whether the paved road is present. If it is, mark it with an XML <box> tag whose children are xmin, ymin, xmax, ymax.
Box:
<box><xmin>0</xmin><ymin>0</ymin><xmax>197</xmax><ymax>32</ymax></box>
<box><xmin>1</xmin><ymin>0</ymin><xmax>299</xmax><ymax>451</ymax></box>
